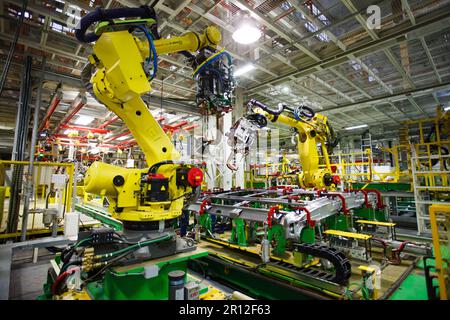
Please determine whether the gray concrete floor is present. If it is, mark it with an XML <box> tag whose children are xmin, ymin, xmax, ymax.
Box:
<box><xmin>9</xmin><ymin>247</ymin><xmax>53</xmax><ymax>300</ymax></box>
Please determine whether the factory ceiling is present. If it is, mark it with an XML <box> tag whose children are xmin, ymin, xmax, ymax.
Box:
<box><xmin>1</xmin><ymin>0</ymin><xmax>450</xmax><ymax>153</ymax></box>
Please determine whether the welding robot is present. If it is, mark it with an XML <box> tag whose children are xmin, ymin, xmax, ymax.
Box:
<box><xmin>227</xmin><ymin>99</ymin><xmax>339</xmax><ymax>189</ymax></box>
<box><xmin>44</xmin><ymin>6</ymin><xmax>234</xmax><ymax>300</ymax></box>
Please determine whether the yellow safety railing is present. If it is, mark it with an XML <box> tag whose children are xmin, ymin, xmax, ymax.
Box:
<box><xmin>0</xmin><ymin>160</ymin><xmax>74</xmax><ymax>239</ymax></box>
<box><xmin>429</xmin><ymin>204</ymin><xmax>449</xmax><ymax>300</ymax></box>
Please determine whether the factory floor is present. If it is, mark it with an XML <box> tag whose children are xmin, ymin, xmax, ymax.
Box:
<box><xmin>9</xmin><ymin>247</ymin><xmax>53</xmax><ymax>300</ymax></box>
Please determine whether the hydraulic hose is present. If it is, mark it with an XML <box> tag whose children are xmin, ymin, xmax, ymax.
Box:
<box><xmin>247</xmin><ymin>99</ymin><xmax>284</xmax><ymax>116</ymax></box>
<box><xmin>75</xmin><ymin>6</ymin><xmax>157</xmax><ymax>43</ymax></box>
<box><xmin>97</xmin><ymin>233</ymin><xmax>174</xmax><ymax>259</ymax></box>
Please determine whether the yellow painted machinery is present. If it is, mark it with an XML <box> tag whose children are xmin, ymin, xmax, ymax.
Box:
<box><xmin>78</xmin><ymin>6</ymin><xmax>233</xmax><ymax>233</ymax></box>
<box><xmin>40</xmin><ymin>6</ymin><xmax>235</xmax><ymax>301</ymax></box>
<box><xmin>227</xmin><ymin>99</ymin><xmax>339</xmax><ymax>189</ymax></box>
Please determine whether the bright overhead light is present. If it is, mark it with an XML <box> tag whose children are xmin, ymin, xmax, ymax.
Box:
<box><xmin>444</xmin><ymin>106</ymin><xmax>450</xmax><ymax>111</ymax></box>
<box><xmin>345</xmin><ymin>124</ymin><xmax>368</xmax><ymax>130</ymax></box>
<box><xmin>74</xmin><ymin>115</ymin><xmax>94</xmax><ymax>125</ymax></box>
<box><xmin>281</xmin><ymin>86</ymin><xmax>291</xmax><ymax>94</ymax></box>
<box><xmin>116</xmin><ymin>135</ymin><xmax>129</xmax><ymax>141</ymax></box>
<box><xmin>234</xmin><ymin>64</ymin><xmax>255</xmax><ymax>77</ymax></box>
<box><xmin>232</xmin><ymin>11</ymin><xmax>261</xmax><ymax>45</ymax></box>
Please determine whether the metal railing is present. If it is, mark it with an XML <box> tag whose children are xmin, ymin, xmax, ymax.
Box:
<box><xmin>428</xmin><ymin>204</ymin><xmax>449</xmax><ymax>300</ymax></box>
<box><xmin>0</xmin><ymin>160</ymin><xmax>74</xmax><ymax>242</ymax></box>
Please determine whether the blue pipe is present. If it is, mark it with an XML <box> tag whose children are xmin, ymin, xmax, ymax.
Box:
<box><xmin>136</xmin><ymin>26</ymin><xmax>158</xmax><ymax>80</ymax></box>
<box><xmin>193</xmin><ymin>51</ymin><xmax>233</xmax><ymax>78</ymax></box>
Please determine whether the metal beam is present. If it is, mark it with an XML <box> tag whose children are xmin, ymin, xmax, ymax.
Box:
<box><xmin>420</xmin><ymin>37</ymin><xmax>442</xmax><ymax>84</ymax></box>
<box><xmin>406</xmin><ymin>95</ymin><xmax>427</xmax><ymax>117</ymax></box>
<box><xmin>321</xmin><ymin>80</ymin><xmax>450</xmax><ymax>114</ymax></box>
<box><xmin>246</xmin><ymin>7</ymin><xmax>450</xmax><ymax>91</ymax></box>
<box><xmin>233</xmin><ymin>0</ymin><xmax>321</xmax><ymax>62</ymax></box>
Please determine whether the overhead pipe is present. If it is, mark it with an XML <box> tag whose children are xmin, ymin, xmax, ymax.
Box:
<box><xmin>103</xmin><ymin>131</ymin><xmax>131</xmax><ymax>143</ymax></box>
<box><xmin>54</xmin><ymin>93</ymin><xmax>87</xmax><ymax>134</ymax></box>
<box><xmin>117</xmin><ymin>139</ymin><xmax>137</xmax><ymax>148</ymax></box>
<box><xmin>163</xmin><ymin>120</ymin><xmax>188</xmax><ymax>132</ymax></box>
<box><xmin>179</xmin><ymin>124</ymin><xmax>198</xmax><ymax>131</ymax></box>
<box><xmin>38</xmin><ymin>87</ymin><xmax>63</xmax><ymax>132</ymax></box>
<box><xmin>58</xmin><ymin>141</ymin><xmax>118</xmax><ymax>149</ymax></box>
<box><xmin>54</xmin><ymin>134</ymin><xmax>89</xmax><ymax>141</ymax></box>
<box><xmin>61</xmin><ymin>125</ymin><xmax>110</xmax><ymax>134</ymax></box>
<box><xmin>98</xmin><ymin>115</ymin><xmax>119</xmax><ymax>129</ymax></box>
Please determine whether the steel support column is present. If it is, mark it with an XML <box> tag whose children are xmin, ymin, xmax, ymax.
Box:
<box><xmin>7</xmin><ymin>55</ymin><xmax>33</xmax><ymax>234</ymax></box>
<box><xmin>20</xmin><ymin>57</ymin><xmax>45</xmax><ymax>241</ymax></box>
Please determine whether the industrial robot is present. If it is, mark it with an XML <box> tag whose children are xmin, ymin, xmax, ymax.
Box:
<box><xmin>227</xmin><ymin>98</ymin><xmax>339</xmax><ymax>189</ymax></box>
<box><xmin>43</xmin><ymin>6</ymin><xmax>234</xmax><ymax>300</ymax></box>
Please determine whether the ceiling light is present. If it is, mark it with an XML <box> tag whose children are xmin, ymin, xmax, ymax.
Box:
<box><xmin>234</xmin><ymin>64</ymin><xmax>255</xmax><ymax>77</ymax></box>
<box><xmin>74</xmin><ymin>115</ymin><xmax>94</xmax><ymax>125</ymax></box>
<box><xmin>232</xmin><ymin>11</ymin><xmax>261</xmax><ymax>45</ymax></box>
<box><xmin>345</xmin><ymin>124</ymin><xmax>368</xmax><ymax>130</ymax></box>
<box><xmin>281</xmin><ymin>86</ymin><xmax>291</xmax><ymax>94</ymax></box>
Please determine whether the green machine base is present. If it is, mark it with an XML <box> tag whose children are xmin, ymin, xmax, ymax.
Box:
<box><xmin>86</xmin><ymin>248</ymin><xmax>208</xmax><ymax>300</ymax></box>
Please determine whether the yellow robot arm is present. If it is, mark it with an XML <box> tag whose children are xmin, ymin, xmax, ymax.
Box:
<box><xmin>77</xmin><ymin>7</ymin><xmax>219</xmax><ymax>224</ymax></box>
<box><xmin>249</xmin><ymin>100</ymin><xmax>336</xmax><ymax>189</ymax></box>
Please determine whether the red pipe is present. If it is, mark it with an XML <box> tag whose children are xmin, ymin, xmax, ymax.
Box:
<box><xmin>267</xmin><ymin>206</ymin><xmax>279</xmax><ymax>228</ymax></box>
<box><xmin>39</xmin><ymin>90</ymin><xmax>63</xmax><ymax>132</ymax></box>
<box><xmin>359</xmin><ymin>190</ymin><xmax>372</xmax><ymax>208</ymax></box>
<box><xmin>98</xmin><ymin>116</ymin><xmax>119</xmax><ymax>129</ymax></box>
<box><xmin>54</xmin><ymin>134</ymin><xmax>87</xmax><ymax>140</ymax></box>
<box><xmin>326</xmin><ymin>192</ymin><xmax>350</xmax><ymax>215</ymax></box>
<box><xmin>365</xmin><ymin>189</ymin><xmax>385</xmax><ymax>209</ymax></box>
<box><xmin>296</xmin><ymin>207</ymin><xmax>315</xmax><ymax>228</ymax></box>
<box><xmin>183</xmin><ymin>124</ymin><xmax>198</xmax><ymax>130</ymax></box>
<box><xmin>164</xmin><ymin>120</ymin><xmax>189</xmax><ymax>132</ymax></box>
<box><xmin>117</xmin><ymin>139</ymin><xmax>137</xmax><ymax>148</ymax></box>
<box><xmin>55</xmin><ymin>95</ymin><xmax>87</xmax><ymax>134</ymax></box>
<box><xmin>104</xmin><ymin>131</ymin><xmax>131</xmax><ymax>143</ymax></box>
<box><xmin>61</xmin><ymin>125</ymin><xmax>110</xmax><ymax>134</ymax></box>
<box><xmin>58</xmin><ymin>142</ymin><xmax>118</xmax><ymax>149</ymax></box>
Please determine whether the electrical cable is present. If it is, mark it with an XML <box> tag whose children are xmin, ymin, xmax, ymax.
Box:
<box><xmin>52</xmin><ymin>268</ymin><xmax>78</xmax><ymax>295</ymax></box>
<box><xmin>135</xmin><ymin>25</ymin><xmax>158</xmax><ymax>80</ymax></box>
<box><xmin>97</xmin><ymin>233</ymin><xmax>173</xmax><ymax>259</ymax></box>
<box><xmin>192</xmin><ymin>49</ymin><xmax>232</xmax><ymax>78</ymax></box>
<box><xmin>59</xmin><ymin>260</ymin><xmax>81</xmax><ymax>275</ymax></box>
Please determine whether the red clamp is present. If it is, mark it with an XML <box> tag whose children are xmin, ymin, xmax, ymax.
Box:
<box><xmin>365</xmin><ymin>189</ymin><xmax>385</xmax><ymax>209</ymax></box>
<box><xmin>201</xmin><ymin>190</ymin><xmax>212</xmax><ymax>196</ymax></box>
<box><xmin>268</xmin><ymin>186</ymin><xmax>293</xmax><ymax>195</ymax></box>
<box><xmin>327</xmin><ymin>192</ymin><xmax>350</xmax><ymax>215</ymax></box>
<box><xmin>199</xmin><ymin>199</ymin><xmax>211</xmax><ymax>216</ymax></box>
<box><xmin>267</xmin><ymin>206</ymin><xmax>280</xmax><ymax>228</ymax></box>
<box><xmin>316</xmin><ymin>188</ymin><xmax>326</xmax><ymax>197</ymax></box>
<box><xmin>295</xmin><ymin>207</ymin><xmax>315</xmax><ymax>228</ymax></box>
<box><xmin>359</xmin><ymin>190</ymin><xmax>372</xmax><ymax>208</ymax></box>
<box><xmin>391</xmin><ymin>241</ymin><xmax>409</xmax><ymax>264</ymax></box>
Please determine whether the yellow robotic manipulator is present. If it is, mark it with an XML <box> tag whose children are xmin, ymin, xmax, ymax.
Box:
<box><xmin>227</xmin><ymin>99</ymin><xmax>339</xmax><ymax>189</ymax></box>
<box><xmin>75</xmin><ymin>6</ymin><xmax>233</xmax><ymax>247</ymax></box>
<box><xmin>248</xmin><ymin>99</ymin><xmax>339</xmax><ymax>189</ymax></box>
